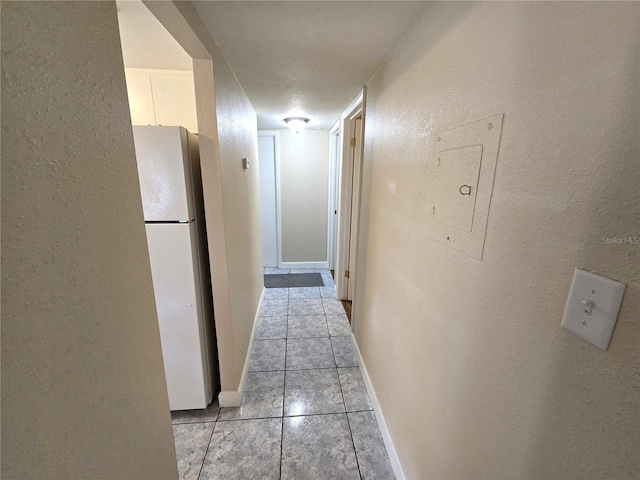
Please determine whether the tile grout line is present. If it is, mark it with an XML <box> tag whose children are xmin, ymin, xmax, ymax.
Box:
<box><xmin>196</xmin><ymin>418</ymin><xmax>217</xmax><ymax>480</ymax></box>
<box><xmin>214</xmin><ymin>409</ymin><xmax>375</xmax><ymax>423</ymax></box>
<box><xmin>199</xmin><ymin>274</ymin><xmax>347</xmax><ymax>479</ymax></box>
<box><xmin>330</xmin><ymin>330</ymin><xmax>364</xmax><ymax>480</ymax></box>
<box><xmin>171</xmin><ymin>419</ymin><xmax>216</xmax><ymax>426</ymax></box>
<box><xmin>345</xmin><ymin>412</ymin><xmax>364</xmax><ymax>480</ymax></box>
<box><xmin>252</xmin><ymin>365</ymin><xmax>348</xmax><ymax>373</ymax></box>
<box><xmin>201</xmin><ymin>277</ymin><xmax>334</xmax><ymax>479</ymax></box>
<box><xmin>279</xmin><ymin>288</ymin><xmax>290</xmax><ymax>480</ymax></box>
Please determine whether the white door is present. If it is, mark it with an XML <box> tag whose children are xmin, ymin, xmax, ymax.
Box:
<box><xmin>258</xmin><ymin>133</ymin><xmax>279</xmax><ymax>267</ymax></box>
<box><xmin>133</xmin><ymin>126</ymin><xmax>194</xmax><ymax>222</ymax></box>
<box><xmin>347</xmin><ymin>117</ymin><xmax>363</xmax><ymax>301</ymax></box>
<box><xmin>145</xmin><ymin>222</ymin><xmax>210</xmax><ymax>410</ymax></box>
<box><xmin>335</xmin><ymin>90</ymin><xmax>365</xmax><ymax>302</ymax></box>
<box><xmin>327</xmin><ymin>128</ymin><xmax>340</xmax><ymax>271</ymax></box>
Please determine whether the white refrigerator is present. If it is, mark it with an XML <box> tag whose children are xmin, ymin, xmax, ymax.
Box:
<box><xmin>133</xmin><ymin>126</ymin><xmax>218</xmax><ymax>411</ymax></box>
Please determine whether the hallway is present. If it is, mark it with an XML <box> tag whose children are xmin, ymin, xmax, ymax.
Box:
<box><xmin>170</xmin><ymin>269</ymin><xmax>395</xmax><ymax>480</ymax></box>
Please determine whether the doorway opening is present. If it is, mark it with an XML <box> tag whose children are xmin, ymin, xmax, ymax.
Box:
<box><xmin>329</xmin><ymin>269</ymin><xmax>354</xmax><ymax>323</ymax></box>
<box><xmin>327</xmin><ymin>122</ymin><xmax>341</xmax><ymax>272</ymax></box>
<box><xmin>258</xmin><ymin>131</ymin><xmax>282</xmax><ymax>268</ymax></box>
<box><xmin>335</xmin><ymin>88</ymin><xmax>366</xmax><ymax>323</ymax></box>
<box><xmin>116</xmin><ymin>0</ymin><xmax>220</xmax><ymax>415</ymax></box>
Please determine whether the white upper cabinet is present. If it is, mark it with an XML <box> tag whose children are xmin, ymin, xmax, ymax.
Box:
<box><xmin>125</xmin><ymin>73</ymin><xmax>156</xmax><ymax>126</ymax></box>
<box><xmin>151</xmin><ymin>74</ymin><xmax>198</xmax><ymax>133</ymax></box>
<box><xmin>125</xmin><ymin>69</ymin><xmax>198</xmax><ymax>133</ymax></box>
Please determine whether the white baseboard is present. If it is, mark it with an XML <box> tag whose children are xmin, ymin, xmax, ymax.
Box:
<box><xmin>351</xmin><ymin>333</ymin><xmax>406</xmax><ymax>480</ymax></box>
<box><xmin>238</xmin><ymin>286</ymin><xmax>265</xmax><ymax>395</ymax></box>
<box><xmin>218</xmin><ymin>391</ymin><xmax>241</xmax><ymax>407</ymax></box>
<box><xmin>217</xmin><ymin>287</ymin><xmax>265</xmax><ymax>408</ymax></box>
<box><xmin>280</xmin><ymin>261</ymin><xmax>328</xmax><ymax>269</ymax></box>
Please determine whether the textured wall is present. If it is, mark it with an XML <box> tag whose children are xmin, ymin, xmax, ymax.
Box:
<box><xmin>355</xmin><ymin>2</ymin><xmax>639</xmax><ymax>479</ymax></box>
<box><xmin>211</xmin><ymin>49</ymin><xmax>263</xmax><ymax>383</ymax></box>
<box><xmin>1</xmin><ymin>2</ymin><xmax>178</xmax><ymax>478</ymax></box>
<box><xmin>278</xmin><ymin>129</ymin><xmax>330</xmax><ymax>263</ymax></box>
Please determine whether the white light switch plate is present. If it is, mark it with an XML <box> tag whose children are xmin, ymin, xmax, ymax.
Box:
<box><xmin>561</xmin><ymin>269</ymin><xmax>626</xmax><ymax>350</ymax></box>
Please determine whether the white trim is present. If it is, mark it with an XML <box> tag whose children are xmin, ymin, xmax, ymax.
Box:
<box><xmin>336</xmin><ymin>88</ymin><xmax>366</xmax><ymax>301</ymax></box>
<box><xmin>258</xmin><ymin>130</ymin><xmax>283</xmax><ymax>269</ymax></box>
<box><xmin>347</xmin><ymin>117</ymin><xmax>363</xmax><ymax>301</ymax></box>
<box><xmin>124</xmin><ymin>67</ymin><xmax>193</xmax><ymax>76</ymax></box>
<box><xmin>351</xmin><ymin>334</ymin><xmax>406</xmax><ymax>480</ymax></box>
<box><xmin>280</xmin><ymin>261</ymin><xmax>328</xmax><ymax>270</ymax></box>
<box><xmin>217</xmin><ymin>391</ymin><xmax>241</xmax><ymax>407</ymax></box>
<box><xmin>343</xmin><ymin>89</ymin><xmax>365</xmax><ymax>122</ymax></box>
<box><xmin>218</xmin><ymin>286</ymin><xmax>265</xmax><ymax>408</ymax></box>
<box><xmin>327</xmin><ymin>120</ymin><xmax>341</xmax><ymax>271</ymax></box>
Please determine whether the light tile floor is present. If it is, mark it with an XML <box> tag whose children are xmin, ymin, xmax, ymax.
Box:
<box><xmin>171</xmin><ymin>268</ymin><xmax>395</xmax><ymax>480</ymax></box>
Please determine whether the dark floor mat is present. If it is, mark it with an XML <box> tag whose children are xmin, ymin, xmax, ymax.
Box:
<box><xmin>264</xmin><ymin>273</ymin><xmax>324</xmax><ymax>288</ymax></box>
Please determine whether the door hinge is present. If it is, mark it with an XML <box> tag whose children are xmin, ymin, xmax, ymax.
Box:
<box><xmin>350</xmin><ymin>138</ymin><xmax>356</xmax><ymax>147</ymax></box>
<box><xmin>344</xmin><ymin>270</ymin><xmax>350</xmax><ymax>278</ymax></box>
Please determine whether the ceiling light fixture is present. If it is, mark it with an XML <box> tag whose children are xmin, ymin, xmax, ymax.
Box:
<box><xmin>284</xmin><ymin>117</ymin><xmax>309</xmax><ymax>134</ymax></box>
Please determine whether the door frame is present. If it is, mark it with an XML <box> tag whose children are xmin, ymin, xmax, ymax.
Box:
<box><xmin>257</xmin><ymin>130</ymin><xmax>283</xmax><ymax>268</ymax></box>
<box><xmin>327</xmin><ymin>120</ymin><xmax>341</xmax><ymax>272</ymax></box>
<box><xmin>347</xmin><ymin>116</ymin><xmax>363</xmax><ymax>301</ymax></box>
<box><xmin>335</xmin><ymin>88</ymin><xmax>366</xmax><ymax>302</ymax></box>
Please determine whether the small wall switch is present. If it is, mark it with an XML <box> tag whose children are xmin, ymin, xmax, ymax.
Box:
<box><xmin>242</xmin><ymin>157</ymin><xmax>250</xmax><ymax>169</ymax></box>
<box><xmin>561</xmin><ymin>268</ymin><xmax>626</xmax><ymax>350</ymax></box>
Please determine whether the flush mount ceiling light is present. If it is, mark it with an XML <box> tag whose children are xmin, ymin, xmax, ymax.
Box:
<box><xmin>284</xmin><ymin>117</ymin><xmax>309</xmax><ymax>134</ymax></box>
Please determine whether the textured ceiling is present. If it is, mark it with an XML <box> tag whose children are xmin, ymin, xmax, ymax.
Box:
<box><xmin>194</xmin><ymin>1</ymin><xmax>432</xmax><ymax>129</ymax></box>
<box><xmin>118</xmin><ymin>1</ymin><xmax>432</xmax><ymax>129</ymax></box>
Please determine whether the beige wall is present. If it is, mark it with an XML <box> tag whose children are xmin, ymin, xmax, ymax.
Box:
<box><xmin>143</xmin><ymin>1</ymin><xmax>263</xmax><ymax>398</ymax></box>
<box><xmin>1</xmin><ymin>2</ymin><xmax>178</xmax><ymax>478</ymax></box>
<box><xmin>212</xmin><ymin>52</ymin><xmax>263</xmax><ymax>385</ymax></box>
<box><xmin>278</xmin><ymin>129</ymin><xmax>330</xmax><ymax>263</ymax></box>
<box><xmin>355</xmin><ymin>2</ymin><xmax>639</xmax><ymax>479</ymax></box>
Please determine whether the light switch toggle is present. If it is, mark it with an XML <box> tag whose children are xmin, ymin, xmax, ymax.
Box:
<box><xmin>581</xmin><ymin>299</ymin><xmax>594</xmax><ymax>315</ymax></box>
<box><xmin>561</xmin><ymin>268</ymin><xmax>626</xmax><ymax>350</ymax></box>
